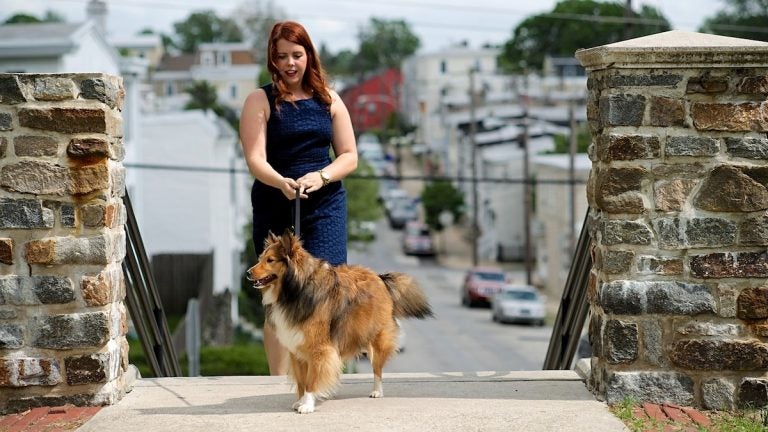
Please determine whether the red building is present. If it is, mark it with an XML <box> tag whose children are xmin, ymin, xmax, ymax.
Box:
<box><xmin>341</xmin><ymin>68</ymin><xmax>402</xmax><ymax>134</ymax></box>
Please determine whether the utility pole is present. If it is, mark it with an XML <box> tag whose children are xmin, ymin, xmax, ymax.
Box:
<box><xmin>521</xmin><ymin>97</ymin><xmax>533</xmax><ymax>285</ymax></box>
<box><xmin>623</xmin><ymin>0</ymin><xmax>633</xmax><ymax>40</ymax></box>
<box><xmin>469</xmin><ymin>66</ymin><xmax>479</xmax><ymax>267</ymax></box>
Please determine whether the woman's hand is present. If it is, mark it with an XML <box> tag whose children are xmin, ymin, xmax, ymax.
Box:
<box><xmin>296</xmin><ymin>171</ymin><xmax>325</xmax><ymax>194</ymax></box>
<box><xmin>279</xmin><ymin>177</ymin><xmax>307</xmax><ymax>200</ymax></box>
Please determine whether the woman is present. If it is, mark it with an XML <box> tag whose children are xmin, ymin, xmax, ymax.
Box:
<box><xmin>239</xmin><ymin>21</ymin><xmax>358</xmax><ymax>375</ymax></box>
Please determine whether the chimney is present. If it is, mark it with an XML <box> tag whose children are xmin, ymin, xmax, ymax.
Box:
<box><xmin>86</xmin><ymin>0</ymin><xmax>108</xmax><ymax>36</ymax></box>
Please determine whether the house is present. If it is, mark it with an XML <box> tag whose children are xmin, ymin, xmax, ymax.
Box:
<box><xmin>127</xmin><ymin>109</ymin><xmax>251</xmax><ymax>324</ymax></box>
<box><xmin>532</xmin><ymin>154</ymin><xmax>590</xmax><ymax>297</ymax></box>
<box><xmin>0</xmin><ymin>21</ymin><xmax>120</xmax><ymax>74</ymax></box>
<box><xmin>150</xmin><ymin>43</ymin><xmax>261</xmax><ymax>113</ymax></box>
<box><xmin>341</xmin><ymin>68</ymin><xmax>401</xmax><ymax>133</ymax></box>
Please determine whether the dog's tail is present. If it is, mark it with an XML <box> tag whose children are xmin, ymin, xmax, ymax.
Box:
<box><xmin>379</xmin><ymin>273</ymin><xmax>434</xmax><ymax>319</ymax></box>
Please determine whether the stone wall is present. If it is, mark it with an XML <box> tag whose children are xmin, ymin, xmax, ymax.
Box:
<box><xmin>0</xmin><ymin>73</ymin><xmax>129</xmax><ymax>414</ymax></box>
<box><xmin>577</xmin><ymin>31</ymin><xmax>768</xmax><ymax>409</ymax></box>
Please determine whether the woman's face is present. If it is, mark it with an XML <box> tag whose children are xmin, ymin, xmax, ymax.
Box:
<box><xmin>274</xmin><ymin>38</ymin><xmax>308</xmax><ymax>89</ymax></box>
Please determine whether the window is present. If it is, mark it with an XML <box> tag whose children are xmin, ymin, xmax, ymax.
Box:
<box><xmin>200</xmin><ymin>51</ymin><xmax>214</xmax><ymax>67</ymax></box>
<box><xmin>230</xmin><ymin>83</ymin><xmax>238</xmax><ymax>99</ymax></box>
<box><xmin>218</xmin><ymin>51</ymin><xmax>231</xmax><ymax>66</ymax></box>
<box><xmin>165</xmin><ymin>82</ymin><xmax>174</xmax><ymax>96</ymax></box>
<box><xmin>440</xmin><ymin>60</ymin><xmax>446</xmax><ymax>74</ymax></box>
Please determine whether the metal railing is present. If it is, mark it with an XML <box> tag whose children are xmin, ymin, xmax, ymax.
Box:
<box><xmin>122</xmin><ymin>192</ymin><xmax>182</xmax><ymax>377</ymax></box>
<box><xmin>542</xmin><ymin>210</ymin><xmax>593</xmax><ymax>370</ymax></box>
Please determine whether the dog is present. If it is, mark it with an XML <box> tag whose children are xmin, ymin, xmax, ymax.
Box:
<box><xmin>247</xmin><ymin>230</ymin><xmax>433</xmax><ymax>414</ymax></box>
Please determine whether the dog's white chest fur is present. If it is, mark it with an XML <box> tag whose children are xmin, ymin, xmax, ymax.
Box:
<box><xmin>271</xmin><ymin>307</ymin><xmax>305</xmax><ymax>353</ymax></box>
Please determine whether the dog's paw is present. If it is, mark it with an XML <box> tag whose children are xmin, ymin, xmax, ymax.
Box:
<box><xmin>294</xmin><ymin>392</ymin><xmax>316</xmax><ymax>414</ymax></box>
<box><xmin>369</xmin><ymin>390</ymin><xmax>384</xmax><ymax>398</ymax></box>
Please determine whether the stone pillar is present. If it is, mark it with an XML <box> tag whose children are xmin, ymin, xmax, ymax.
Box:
<box><xmin>0</xmin><ymin>73</ymin><xmax>129</xmax><ymax>414</ymax></box>
<box><xmin>577</xmin><ymin>31</ymin><xmax>768</xmax><ymax>409</ymax></box>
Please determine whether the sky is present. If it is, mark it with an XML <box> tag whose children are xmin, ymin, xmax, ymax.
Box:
<box><xmin>2</xmin><ymin>0</ymin><xmax>726</xmax><ymax>53</ymax></box>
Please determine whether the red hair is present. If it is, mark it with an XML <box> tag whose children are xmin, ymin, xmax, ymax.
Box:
<box><xmin>267</xmin><ymin>21</ymin><xmax>332</xmax><ymax>108</ymax></box>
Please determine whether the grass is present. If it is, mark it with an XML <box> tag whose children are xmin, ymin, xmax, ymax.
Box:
<box><xmin>128</xmin><ymin>326</ymin><xmax>270</xmax><ymax>378</ymax></box>
<box><xmin>610</xmin><ymin>396</ymin><xmax>768</xmax><ymax>432</ymax></box>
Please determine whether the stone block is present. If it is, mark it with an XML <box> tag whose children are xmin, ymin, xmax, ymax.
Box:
<box><xmin>67</xmin><ymin>137</ymin><xmax>109</xmax><ymax>160</ymax></box>
<box><xmin>655</xmin><ymin>218</ymin><xmax>684</xmax><ymax>249</ymax></box>
<box><xmin>0</xmin><ymin>161</ymin><xmax>70</xmax><ymax>195</ymax></box>
<box><xmin>691</xmin><ymin>251</ymin><xmax>768</xmax><ymax>278</ymax></box>
<box><xmin>599</xmin><ymin>134</ymin><xmax>660</xmax><ymax>161</ymax></box>
<box><xmin>18</xmin><ymin>107</ymin><xmax>107</xmax><ymax>134</ymax></box>
<box><xmin>0</xmin><ymin>324</ymin><xmax>23</xmax><ymax>349</ymax></box>
<box><xmin>695</xmin><ymin>165</ymin><xmax>768</xmax><ymax>212</ymax></box>
<box><xmin>65</xmin><ymin>353</ymin><xmax>109</xmax><ymax>385</ymax></box>
<box><xmin>637</xmin><ymin>256</ymin><xmax>683</xmax><ymax>275</ymax></box>
<box><xmin>0</xmin><ymin>357</ymin><xmax>61</xmax><ymax>387</ymax></box>
<box><xmin>686</xmin><ymin>217</ymin><xmax>737</xmax><ymax>247</ymax></box>
<box><xmin>599</xmin><ymin>249</ymin><xmax>634</xmax><ymax>274</ymax></box>
<box><xmin>665</xmin><ymin>136</ymin><xmax>719</xmax><ymax>157</ymax></box>
<box><xmin>0</xmin><ymin>309</ymin><xmax>16</xmax><ymax>319</ymax></box>
<box><xmin>737</xmin><ymin>287</ymin><xmax>768</xmax><ymax>320</ymax></box>
<box><xmin>0</xmin><ymin>198</ymin><xmax>54</xmax><ymax>229</ymax></box>
<box><xmin>686</xmin><ymin>76</ymin><xmax>729</xmax><ymax>93</ymax></box>
<box><xmin>0</xmin><ymin>137</ymin><xmax>6</xmax><ymax>157</ymax></box>
<box><xmin>0</xmin><ymin>275</ymin><xmax>74</xmax><ymax>305</ymax></box>
<box><xmin>80</xmin><ymin>78</ymin><xmax>122</xmax><ymax>109</ymax></box>
<box><xmin>691</xmin><ymin>102</ymin><xmax>768</xmax><ymax>132</ymax></box>
<box><xmin>739</xmin><ymin>378</ymin><xmax>768</xmax><ymax>407</ymax></box>
<box><xmin>739</xmin><ymin>211</ymin><xmax>768</xmax><ymax>245</ymax></box>
<box><xmin>13</xmin><ymin>135</ymin><xmax>59</xmax><ymax>157</ymax></box>
<box><xmin>640</xmin><ymin>320</ymin><xmax>665</xmax><ymax>366</ymax></box>
<box><xmin>604</xmin><ymin>320</ymin><xmax>638</xmax><ymax>364</ymax></box>
<box><xmin>32</xmin><ymin>312</ymin><xmax>110</xmax><ymax>349</ymax></box>
<box><xmin>0</xmin><ymin>112</ymin><xmax>12</xmax><ymax>131</ymax></box>
<box><xmin>24</xmin><ymin>239</ymin><xmax>55</xmax><ymax>265</ymax></box>
<box><xmin>600</xmin><ymin>280</ymin><xmax>715</xmax><ymax>315</ymax></box>
<box><xmin>601</xmin><ymin>219</ymin><xmax>653</xmax><ymax>246</ymax></box>
<box><xmin>81</xmin><ymin>272</ymin><xmax>111</xmax><ymax>306</ymax></box>
<box><xmin>600</xmin><ymin>94</ymin><xmax>646</xmax><ymax>126</ymax></box>
<box><xmin>702</xmin><ymin>378</ymin><xmax>736</xmax><ymax>410</ymax></box>
<box><xmin>649</xmin><ymin>97</ymin><xmax>685</xmax><ymax>127</ymax></box>
<box><xmin>670</xmin><ymin>340</ymin><xmax>768</xmax><ymax>370</ymax></box>
<box><xmin>726</xmin><ymin>137</ymin><xmax>768</xmax><ymax>160</ymax></box>
<box><xmin>0</xmin><ymin>238</ymin><xmax>12</xmax><ymax>265</ymax></box>
<box><xmin>69</xmin><ymin>163</ymin><xmax>109</xmax><ymax>195</ymax></box>
<box><xmin>605</xmin><ymin>372</ymin><xmax>694</xmax><ymax>406</ymax></box>
<box><xmin>676</xmin><ymin>322</ymin><xmax>741</xmax><ymax>336</ymax></box>
<box><xmin>736</xmin><ymin>76</ymin><xmax>768</xmax><ymax>94</ymax></box>
<box><xmin>654</xmin><ymin>179</ymin><xmax>697</xmax><ymax>212</ymax></box>
<box><xmin>32</xmin><ymin>77</ymin><xmax>75</xmax><ymax>101</ymax></box>
<box><xmin>0</xmin><ymin>75</ymin><xmax>26</xmax><ymax>104</ymax></box>
<box><xmin>595</xmin><ymin>166</ymin><xmax>647</xmax><ymax>213</ymax></box>
<box><xmin>607</xmin><ymin>73</ymin><xmax>682</xmax><ymax>87</ymax></box>
<box><xmin>61</xmin><ymin>204</ymin><xmax>76</xmax><ymax>227</ymax></box>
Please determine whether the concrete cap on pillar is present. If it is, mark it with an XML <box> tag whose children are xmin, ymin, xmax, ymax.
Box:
<box><xmin>576</xmin><ymin>30</ymin><xmax>768</xmax><ymax>70</ymax></box>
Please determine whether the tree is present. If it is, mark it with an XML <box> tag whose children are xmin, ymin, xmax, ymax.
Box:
<box><xmin>699</xmin><ymin>0</ymin><xmax>768</xmax><ymax>42</ymax></box>
<box><xmin>499</xmin><ymin>0</ymin><xmax>670</xmax><ymax>72</ymax></box>
<box><xmin>4</xmin><ymin>10</ymin><xmax>64</xmax><ymax>24</ymax></box>
<box><xmin>356</xmin><ymin>18</ymin><xmax>420</xmax><ymax>74</ymax></box>
<box><xmin>171</xmin><ymin>10</ymin><xmax>243</xmax><ymax>54</ymax></box>
<box><xmin>345</xmin><ymin>160</ymin><xmax>381</xmax><ymax>242</ymax></box>
<box><xmin>231</xmin><ymin>0</ymin><xmax>286</xmax><ymax>63</ymax></box>
<box><xmin>184</xmin><ymin>80</ymin><xmax>240</xmax><ymax>131</ymax></box>
<box><xmin>421</xmin><ymin>181</ymin><xmax>464</xmax><ymax>232</ymax></box>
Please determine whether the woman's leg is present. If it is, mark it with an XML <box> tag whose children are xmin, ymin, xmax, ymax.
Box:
<box><xmin>264</xmin><ymin>321</ymin><xmax>290</xmax><ymax>375</ymax></box>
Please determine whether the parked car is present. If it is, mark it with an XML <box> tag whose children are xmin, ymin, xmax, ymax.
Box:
<box><xmin>402</xmin><ymin>221</ymin><xmax>436</xmax><ymax>256</ymax></box>
<box><xmin>491</xmin><ymin>284</ymin><xmax>546</xmax><ymax>326</ymax></box>
<box><xmin>460</xmin><ymin>266</ymin><xmax>507</xmax><ymax>307</ymax></box>
<box><xmin>387</xmin><ymin>200</ymin><xmax>418</xmax><ymax>229</ymax></box>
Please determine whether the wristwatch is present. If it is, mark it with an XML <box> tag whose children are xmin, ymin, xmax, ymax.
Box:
<box><xmin>318</xmin><ymin>169</ymin><xmax>331</xmax><ymax>186</ymax></box>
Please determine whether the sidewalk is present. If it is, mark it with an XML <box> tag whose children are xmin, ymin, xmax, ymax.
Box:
<box><xmin>78</xmin><ymin>368</ymin><xmax>628</xmax><ymax>432</ymax></box>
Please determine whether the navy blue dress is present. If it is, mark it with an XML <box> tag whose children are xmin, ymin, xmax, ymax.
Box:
<box><xmin>251</xmin><ymin>83</ymin><xmax>347</xmax><ymax>265</ymax></box>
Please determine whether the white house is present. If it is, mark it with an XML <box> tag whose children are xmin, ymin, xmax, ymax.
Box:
<box><xmin>127</xmin><ymin>109</ymin><xmax>251</xmax><ymax>323</ymax></box>
<box><xmin>0</xmin><ymin>21</ymin><xmax>120</xmax><ymax>74</ymax></box>
<box><xmin>532</xmin><ymin>153</ymin><xmax>590</xmax><ymax>297</ymax></box>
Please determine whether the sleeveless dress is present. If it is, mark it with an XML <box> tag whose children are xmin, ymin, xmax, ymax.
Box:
<box><xmin>250</xmin><ymin>83</ymin><xmax>347</xmax><ymax>265</ymax></box>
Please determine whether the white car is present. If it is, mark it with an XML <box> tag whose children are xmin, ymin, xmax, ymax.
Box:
<box><xmin>491</xmin><ymin>285</ymin><xmax>546</xmax><ymax>326</ymax></box>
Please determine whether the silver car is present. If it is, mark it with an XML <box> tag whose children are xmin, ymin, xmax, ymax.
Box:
<box><xmin>491</xmin><ymin>285</ymin><xmax>546</xmax><ymax>326</ymax></box>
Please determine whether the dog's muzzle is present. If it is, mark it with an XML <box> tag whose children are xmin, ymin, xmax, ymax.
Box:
<box><xmin>247</xmin><ymin>273</ymin><xmax>277</xmax><ymax>289</ymax></box>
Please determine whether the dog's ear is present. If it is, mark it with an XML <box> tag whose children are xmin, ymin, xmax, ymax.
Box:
<box><xmin>265</xmin><ymin>231</ymin><xmax>279</xmax><ymax>249</ymax></box>
<box><xmin>280</xmin><ymin>230</ymin><xmax>303</xmax><ymax>259</ymax></box>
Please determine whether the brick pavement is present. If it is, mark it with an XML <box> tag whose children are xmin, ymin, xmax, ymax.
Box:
<box><xmin>0</xmin><ymin>405</ymin><xmax>100</xmax><ymax>432</ymax></box>
<box><xmin>631</xmin><ymin>402</ymin><xmax>712</xmax><ymax>431</ymax></box>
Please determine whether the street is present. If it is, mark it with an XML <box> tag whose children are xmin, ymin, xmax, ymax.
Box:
<box><xmin>348</xmin><ymin>218</ymin><xmax>552</xmax><ymax>374</ymax></box>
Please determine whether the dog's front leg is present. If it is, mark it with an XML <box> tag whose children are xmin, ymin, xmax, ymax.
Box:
<box><xmin>290</xmin><ymin>356</ymin><xmax>309</xmax><ymax>411</ymax></box>
<box><xmin>295</xmin><ymin>392</ymin><xmax>316</xmax><ymax>414</ymax></box>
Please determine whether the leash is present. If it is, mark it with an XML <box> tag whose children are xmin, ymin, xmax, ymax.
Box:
<box><xmin>294</xmin><ymin>188</ymin><xmax>301</xmax><ymax>236</ymax></box>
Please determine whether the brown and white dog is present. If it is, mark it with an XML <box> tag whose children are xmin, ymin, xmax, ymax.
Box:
<box><xmin>247</xmin><ymin>231</ymin><xmax>433</xmax><ymax>413</ymax></box>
